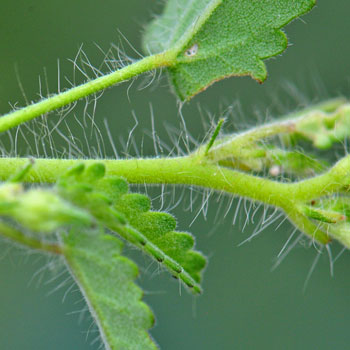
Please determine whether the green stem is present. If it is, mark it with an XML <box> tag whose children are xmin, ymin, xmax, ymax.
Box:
<box><xmin>292</xmin><ymin>155</ymin><xmax>350</xmax><ymax>201</ymax></box>
<box><xmin>0</xmin><ymin>156</ymin><xmax>292</xmax><ymax>207</ymax></box>
<box><xmin>0</xmin><ymin>220</ymin><xmax>62</xmax><ymax>254</ymax></box>
<box><xmin>1</xmin><ymin>155</ymin><xmax>348</xmax><ymax>244</ymax></box>
<box><xmin>286</xmin><ymin>210</ymin><xmax>330</xmax><ymax>245</ymax></box>
<box><xmin>0</xmin><ymin>52</ymin><xmax>174</xmax><ymax>133</ymax></box>
<box><xmin>0</xmin><ymin>155</ymin><xmax>348</xmax><ymax>205</ymax></box>
<box><xmin>206</xmin><ymin>121</ymin><xmax>291</xmax><ymax>161</ymax></box>
<box><xmin>205</xmin><ymin>98</ymin><xmax>347</xmax><ymax>162</ymax></box>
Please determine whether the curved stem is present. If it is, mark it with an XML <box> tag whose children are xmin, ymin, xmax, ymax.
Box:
<box><xmin>0</xmin><ymin>52</ymin><xmax>174</xmax><ymax>133</ymax></box>
<box><xmin>0</xmin><ymin>156</ymin><xmax>292</xmax><ymax>207</ymax></box>
<box><xmin>205</xmin><ymin>98</ymin><xmax>347</xmax><ymax>162</ymax></box>
<box><xmin>286</xmin><ymin>210</ymin><xmax>330</xmax><ymax>245</ymax></box>
<box><xmin>0</xmin><ymin>154</ymin><xmax>347</xmax><ymax>245</ymax></box>
<box><xmin>0</xmin><ymin>155</ymin><xmax>348</xmax><ymax>202</ymax></box>
<box><xmin>292</xmin><ymin>155</ymin><xmax>350</xmax><ymax>201</ymax></box>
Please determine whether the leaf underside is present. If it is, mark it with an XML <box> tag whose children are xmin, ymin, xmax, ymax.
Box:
<box><xmin>57</xmin><ymin>164</ymin><xmax>206</xmax><ymax>349</ymax></box>
<box><xmin>58</xmin><ymin>163</ymin><xmax>206</xmax><ymax>293</ymax></box>
<box><xmin>1</xmin><ymin>162</ymin><xmax>206</xmax><ymax>349</ymax></box>
<box><xmin>144</xmin><ymin>0</ymin><xmax>316</xmax><ymax>100</ymax></box>
<box><xmin>63</xmin><ymin>230</ymin><xmax>158</xmax><ymax>350</ymax></box>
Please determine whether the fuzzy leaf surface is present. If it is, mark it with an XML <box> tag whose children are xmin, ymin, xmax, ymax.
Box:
<box><xmin>144</xmin><ymin>0</ymin><xmax>315</xmax><ymax>100</ymax></box>
<box><xmin>63</xmin><ymin>230</ymin><xmax>157</xmax><ymax>350</ymax></box>
<box><xmin>58</xmin><ymin>163</ymin><xmax>206</xmax><ymax>293</ymax></box>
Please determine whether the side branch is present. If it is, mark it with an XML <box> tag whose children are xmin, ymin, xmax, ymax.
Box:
<box><xmin>205</xmin><ymin>98</ymin><xmax>346</xmax><ymax>162</ymax></box>
<box><xmin>1</xmin><ymin>155</ymin><xmax>349</xmax><ymax>244</ymax></box>
<box><xmin>0</xmin><ymin>52</ymin><xmax>174</xmax><ymax>133</ymax></box>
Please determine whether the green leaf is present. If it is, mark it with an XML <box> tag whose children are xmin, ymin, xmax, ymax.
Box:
<box><xmin>63</xmin><ymin>230</ymin><xmax>157</xmax><ymax>350</ymax></box>
<box><xmin>58</xmin><ymin>163</ymin><xmax>207</xmax><ymax>294</ymax></box>
<box><xmin>144</xmin><ymin>0</ymin><xmax>315</xmax><ymax>100</ymax></box>
<box><xmin>115</xmin><ymin>195</ymin><xmax>207</xmax><ymax>286</ymax></box>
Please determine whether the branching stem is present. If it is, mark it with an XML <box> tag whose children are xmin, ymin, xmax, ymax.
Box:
<box><xmin>0</xmin><ymin>154</ymin><xmax>349</xmax><ymax>244</ymax></box>
<box><xmin>205</xmin><ymin>98</ymin><xmax>346</xmax><ymax>162</ymax></box>
<box><xmin>0</xmin><ymin>98</ymin><xmax>348</xmax><ymax>249</ymax></box>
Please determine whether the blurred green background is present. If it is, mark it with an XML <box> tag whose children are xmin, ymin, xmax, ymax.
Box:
<box><xmin>1</xmin><ymin>1</ymin><xmax>350</xmax><ymax>349</ymax></box>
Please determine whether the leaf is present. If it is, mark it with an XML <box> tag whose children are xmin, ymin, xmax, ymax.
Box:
<box><xmin>57</xmin><ymin>163</ymin><xmax>207</xmax><ymax>294</ymax></box>
<box><xmin>114</xmin><ymin>194</ymin><xmax>207</xmax><ymax>287</ymax></box>
<box><xmin>144</xmin><ymin>0</ymin><xmax>316</xmax><ymax>100</ymax></box>
<box><xmin>63</xmin><ymin>229</ymin><xmax>157</xmax><ymax>350</ymax></box>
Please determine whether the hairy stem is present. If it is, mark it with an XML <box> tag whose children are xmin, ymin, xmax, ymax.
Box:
<box><xmin>292</xmin><ymin>155</ymin><xmax>350</xmax><ymax>201</ymax></box>
<box><xmin>0</xmin><ymin>155</ymin><xmax>348</xmax><ymax>244</ymax></box>
<box><xmin>205</xmin><ymin>98</ymin><xmax>346</xmax><ymax>162</ymax></box>
<box><xmin>0</xmin><ymin>156</ymin><xmax>292</xmax><ymax>205</ymax></box>
<box><xmin>0</xmin><ymin>156</ymin><xmax>347</xmax><ymax>201</ymax></box>
<box><xmin>0</xmin><ymin>51</ymin><xmax>175</xmax><ymax>133</ymax></box>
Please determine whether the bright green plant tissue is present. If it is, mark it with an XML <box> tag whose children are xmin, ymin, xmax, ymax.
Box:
<box><xmin>144</xmin><ymin>0</ymin><xmax>316</xmax><ymax>100</ymax></box>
